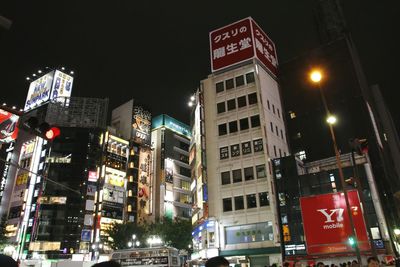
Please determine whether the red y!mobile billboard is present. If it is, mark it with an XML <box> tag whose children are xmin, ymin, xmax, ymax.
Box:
<box><xmin>300</xmin><ymin>190</ymin><xmax>370</xmax><ymax>255</ymax></box>
<box><xmin>209</xmin><ymin>17</ymin><xmax>278</xmax><ymax>76</ymax></box>
<box><xmin>0</xmin><ymin>108</ymin><xmax>19</xmax><ymax>143</ymax></box>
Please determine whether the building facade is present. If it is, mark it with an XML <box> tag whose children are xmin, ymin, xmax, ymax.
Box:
<box><xmin>151</xmin><ymin>114</ymin><xmax>192</xmax><ymax>221</ymax></box>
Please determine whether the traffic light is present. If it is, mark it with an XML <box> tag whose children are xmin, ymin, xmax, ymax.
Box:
<box><xmin>349</xmin><ymin>138</ymin><xmax>368</xmax><ymax>156</ymax></box>
<box><xmin>348</xmin><ymin>236</ymin><xmax>356</xmax><ymax>247</ymax></box>
<box><xmin>23</xmin><ymin>116</ymin><xmax>60</xmax><ymax>141</ymax></box>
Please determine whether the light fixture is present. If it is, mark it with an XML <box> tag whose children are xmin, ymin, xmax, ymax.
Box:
<box><xmin>188</xmin><ymin>101</ymin><xmax>193</xmax><ymax>107</ymax></box>
<box><xmin>32</xmin><ymin>74</ymin><xmax>36</xmax><ymax>77</ymax></box>
<box><xmin>70</xmin><ymin>71</ymin><xmax>74</xmax><ymax>75</ymax></box>
<box><xmin>26</xmin><ymin>77</ymin><xmax>30</xmax><ymax>80</ymax></box>
<box><xmin>326</xmin><ymin>115</ymin><xmax>337</xmax><ymax>125</ymax></box>
<box><xmin>394</xmin><ymin>229</ymin><xmax>400</xmax><ymax>235</ymax></box>
<box><xmin>38</xmin><ymin>70</ymin><xmax>42</xmax><ymax>73</ymax></box>
<box><xmin>190</xmin><ymin>96</ymin><xmax>195</xmax><ymax>101</ymax></box>
<box><xmin>310</xmin><ymin>69</ymin><xmax>322</xmax><ymax>83</ymax></box>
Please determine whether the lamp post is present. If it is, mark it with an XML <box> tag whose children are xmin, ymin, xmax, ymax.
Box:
<box><xmin>310</xmin><ymin>70</ymin><xmax>362</xmax><ymax>264</ymax></box>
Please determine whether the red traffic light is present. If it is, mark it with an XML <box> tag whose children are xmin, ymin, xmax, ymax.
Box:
<box><xmin>45</xmin><ymin>127</ymin><xmax>60</xmax><ymax>140</ymax></box>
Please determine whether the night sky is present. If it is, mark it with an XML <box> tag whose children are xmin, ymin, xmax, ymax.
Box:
<box><xmin>0</xmin><ymin>1</ymin><xmax>399</xmax><ymax>126</ymax></box>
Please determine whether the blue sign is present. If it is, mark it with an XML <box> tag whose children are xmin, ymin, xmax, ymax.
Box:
<box><xmin>152</xmin><ymin>114</ymin><xmax>191</xmax><ymax>137</ymax></box>
<box><xmin>81</xmin><ymin>229</ymin><xmax>91</xmax><ymax>242</ymax></box>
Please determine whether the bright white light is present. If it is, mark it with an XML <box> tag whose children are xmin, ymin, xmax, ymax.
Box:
<box><xmin>61</xmin><ymin>67</ymin><xmax>65</xmax><ymax>70</ymax></box>
<box><xmin>32</xmin><ymin>74</ymin><xmax>36</xmax><ymax>77</ymax></box>
<box><xmin>2</xmin><ymin>103</ymin><xmax>6</xmax><ymax>106</ymax></box>
<box><xmin>326</xmin><ymin>115</ymin><xmax>337</xmax><ymax>125</ymax></box>
<box><xmin>188</xmin><ymin>101</ymin><xmax>193</xmax><ymax>107</ymax></box>
<box><xmin>136</xmin><ymin>241</ymin><xmax>140</xmax><ymax>247</ymax></box>
<box><xmin>310</xmin><ymin>70</ymin><xmax>322</xmax><ymax>83</ymax></box>
<box><xmin>70</xmin><ymin>71</ymin><xmax>74</xmax><ymax>75</ymax></box>
<box><xmin>147</xmin><ymin>236</ymin><xmax>163</xmax><ymax>245</ymax></box>
<box><xmin>127</xmin><ymin>241</ymin><xmax>133</xmax><ymax>247</ymax></box>
<box><xmin>132</xmin><ymin>234</ymin><xmax>136</xmax><ymax>240</ymax></box>
<box><xmin>190</xmin><ymin>96</ymin><xmax>195</xmax><ymax>101</ymax></box>
<box><xmin>91</xmin><ymin>244</ymin><xmax>96</xmax><ymax>249</ymax></box>
<box><xmin>26</xmin><ymin>77</ymin><xmax>30</xmax><ymax>80</ymax></box>
<box><xmin>12</xmin><ymin>106</ymin><xmax>16</xmax><ymax>109</ymax></box>
<box><xmin>394</xmin><ymin>229</ymin><xmax>400</xmax><ymax>235</ymax></box>
<box><xmin>38</xmin><ymin>70</ymin><xmax>42</xmax><ymax>73</ymax></box>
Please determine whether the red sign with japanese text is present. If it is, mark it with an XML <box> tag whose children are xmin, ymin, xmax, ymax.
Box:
<box><xmin>251</xmin><ymin>19</ymin><xmax>278</xmax><ymax>76</ymax></box>
<box><xmin>209</xmin><ymin>17</ymin><xmax>278</xmax><ymax>76</ymax></box>
<box><xmin>300</xmin><ymin>190</ymin><xmax>370</xmax><ymax>255</ymax></box>
<box><xmin>210</xmin><ymin>18</ymin><xmax>254</xmax><ymax>72</ymax></box>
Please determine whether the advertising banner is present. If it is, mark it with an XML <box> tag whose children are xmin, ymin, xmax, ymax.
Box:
<box><xmin>103</xmin><ymin>185</ymin><xmax>124</xmax><ymax>204</ymax></box>
<box><xmin>210</xmin><ymin>18</ymin><xmax>254</xmax><ymax>72</ymax></box>
<box><xmin>86</xmin><ymin>184</ymin><xmax>97</xmax><ymax>196</ymax></box>
<box><xmin>209</xmin><ymin>17</ymin><xmax>278</xmax><ymax>77</ymax></box>
<box><xmin>24</xmin><ymin>71</ymin><xmax>55</xmax><ymax>111</ymax></box>
<box><xmin>0</xmin><ymin>108</ymin><xmax>19</xmax><ymax>143</ymax></box>
<box><xmin>51</xmin><ymin>70</ymin><xmax>73</xmax><ymax>101</ymax></box>
<box><xmin>132</xmin><ymin>106</ymin><xmax>152</xmax><ymax>145</ymax></box>
<box><xmin>81</xmin><ymin>229</ymin><xmax>91</xmax><ymax>242</ymax></box>
<box><xmin>137</xmin><ymin>147</ymin><xmax>151</xmax><ymax>220</ymax></box>
<box><xmin>250</xmin><ymin>19</ymin><xmax>278</xmax><ymax>76</ymax></box>
<box><xmin>84</xmin><ymin>214</ymin><xmax>94</xmax><ymax>226</ymax></box>
<box><xmin>300</xmin><ymin>190</ymin><xmax>370</xmax><ymax>255</ymax></box>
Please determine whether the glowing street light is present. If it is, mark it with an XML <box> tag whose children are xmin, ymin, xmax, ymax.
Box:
<box><xmin>310</xmin><ymin>69</ymin><xmax>322</xmax><ymax>83</ymax></box>
<box><xmin>326</xmin><ymin>115</ymin><xmax>337</xmax><ymax>125</ymax></box>
<box><xmin>394</xmin><ymin>229</ymin><xmax>400</xmax><ymax>235</ymax></box>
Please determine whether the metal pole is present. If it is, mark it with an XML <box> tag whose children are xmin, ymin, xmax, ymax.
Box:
<box><xmin>318</xmin><ymin>84</ymin><xmax>362</xmax><ymax>264</ymax></box>
<box><xmin>350</xmin><ymin>149</ymin><xmax>378</xmax><ymax>257</ymax></box>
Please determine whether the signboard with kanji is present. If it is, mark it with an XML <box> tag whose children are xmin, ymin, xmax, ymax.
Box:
<box><xmin>209</xmin><ymin>17</ymin><xmax>278</xmax><ymax>76</ymax></box>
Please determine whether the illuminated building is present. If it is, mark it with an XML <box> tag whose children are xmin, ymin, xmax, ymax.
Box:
<box><xmin>190</xmin><ymin>18</ymin><xmax>289</xmax><ymax>265</ymax></box>
<box><xmin>111</xmin><ymin>100</ymin><xmax>152</xmax><ymax>225</ymax></box>
<box><xmin>151</xmin><ymin>114</ymin><xmax>192</xmax><ymax>221</ymax></box>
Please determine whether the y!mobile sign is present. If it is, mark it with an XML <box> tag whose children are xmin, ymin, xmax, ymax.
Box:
<box><xmin>300</xmin><ymin>190</ymin><xmax>370</xmax><ymax>255</ymax></box>
<box><xmin>209</xmin><ymin>17</ymin><xmax>278</xmax><ymax>76</ymax></box>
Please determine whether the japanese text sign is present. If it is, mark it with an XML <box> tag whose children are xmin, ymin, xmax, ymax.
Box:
<box><xmin>300</xmin><ymin>190</ymin><xmax>370</xmax><ymax>255</ymax></box>
<box><xmin>210</xmin><ymin>17</ymin><xmax>278</xmax><ymax>76</ymax></box>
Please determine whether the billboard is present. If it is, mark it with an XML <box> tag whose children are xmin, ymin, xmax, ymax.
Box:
<box><xmin>0</xmin><ymin>108</ymin><xmax>19</xmax><ymax>143</ymax></box>
<box><xmin>51</xmin><ymin>70</ymin><xmax>73</xmax><ymax>101</ymax></box>
<box><xmin>132</xmin><ymin>106</ymin><xmax>151</xmax><ymax>145</ymax></box>
<box><xmin>209</xmin><ymin>17</ymin><xmax>277</xmax><ymax>76</ymax></box>
<box><xmin>24</xmin><ymin>70</ymin><xmax>74</xmax><ymax>112</ymax></box>
<box><xmin>137</xmin><ymin>147</ymin><xmax>151</xmax><ymax>220</ymax></box>
<box><xmin>300</xmin><ymin>190</ymin><xmax>370</xmax><ymax>255</ymax></box>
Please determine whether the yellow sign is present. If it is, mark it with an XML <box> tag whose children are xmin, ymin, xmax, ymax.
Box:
<box><xmin>16</xmin><ymin>173</ymin><xmax>28</xmax><ymax>185</ymax></box>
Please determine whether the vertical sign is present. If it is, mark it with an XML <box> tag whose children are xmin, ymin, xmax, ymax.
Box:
<box><xmin>0</xmin><ymin>109</ymin><xmax>19</xmax><ymax>143</ymax></box>
<box><xmin>132</xmin><ymin>106</ymin><xmax>152</xmax><ymax>145</ymax></box>
<box><xmin>250</xmin><ymin>19</ymin><xmax>278</xmax><ymax>76</ymax></box>
<box><xmin>300</xmin><ymin>190</ymin><xmax>370</xmax><ymax>255</ymax></box>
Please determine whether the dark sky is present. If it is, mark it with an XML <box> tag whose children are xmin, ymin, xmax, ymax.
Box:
<box><xmin>0</xmin><ymin>1</ymin><xmax>399</xmax><ymax>125</ymax></box>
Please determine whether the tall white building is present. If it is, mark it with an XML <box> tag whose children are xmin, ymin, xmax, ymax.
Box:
<box><xmin>190</xmin><ymin>17</ymin><xmax>289</xmax><ymax>266</ymax></box>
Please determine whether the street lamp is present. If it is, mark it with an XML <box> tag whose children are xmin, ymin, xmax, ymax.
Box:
<box><xmin>310</xmin><ymin>69</ymin><xmax>362</xmax><ymax>264</ymax></box>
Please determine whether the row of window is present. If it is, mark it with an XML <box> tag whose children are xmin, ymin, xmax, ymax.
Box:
<box><xmin>221</xmin><ymin>164</ymin><xmax>266</xmax><ymax>185</ymax></box>
<box><xmin>217</xmin><ymin>93</ymin><xmax>258</xmax><ymax>114</ymax></box>
<box><xmin>269</xmin><ymin>121</ymin><xmax>285</xmax><ymax>140</ymax></box>
<box><xmin>223</xmin><ymin>192</ymin><xmax>269</xmax><ymax>212</ymax></box>
<box><xmin>218</xmin><ymin>115</ymin><xmax>261</xmax><ymax>136</ymax></box>
<box><xmin>220</xmin><ymin>139</ymin><xmax>264</xmax><ymax>160</ymax></box>
<box><xmin>266</xmin><ymin>100</ymin><xmax>281</xmax><ymax>119</ymax></box>
<box><xmin>216</xmin><ymin>72</ymin><xmax>255</xmax><ymax>94</ymax></box>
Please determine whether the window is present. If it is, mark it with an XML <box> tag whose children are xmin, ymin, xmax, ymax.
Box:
<box><xmin>247</xmin><ymin>194</ymin><xmax>257</xmax><ymax>208</ymax></box>
<box><xmin>259</xmin><ymin>192</ymin><xmax>270</xmax><ymax>206</ymax></box>
<box><xmin>217</xmin><ymin>102</ymin><xmax>226</xmax><ymax>114</ymax></box>
<box><xmin>220</xmin><ymin>147</ymin><xmax>229</xmax><ymax>160</ymax></box>
<box><xmin>237</xmin><ymin>96</ymin><xmax>247</xmax><ymax>108</ymax></box>
<box><xmin>244</xmin><ymin>167</ymin><xmax>254</xmax><ymax>181</ymax></box>
<box><xmin>223</xmin><ymin>198</ymin><xmax>233</xmax><ymax>212</ymax></box>
<box><xmin>235</xmin><ymin>75</ymin><xmax>245</xmax><ymax>87</ymax></box>
<box><xmin>227</xmin><ymin>99</ymin><xmax>236</xmax><ymax>111</ymax></box>
<box><xmin>276</xmin><ymin>126</ymin><xmax>279</xmax><ymax>136</ymax></box>
<box><xmin>273</xmin><ymin>145</ymin><xmax>277</xmax><ymax>157</ymax></box>
<box><xmin>234</xmin><ymin>196</ymin><xmax>244</xmax><ymax>210</ymax></box>
<box><xmin>225</xmin><ymin>222</ymin><xmax>273</xmax><ymax>244</ymax></box>
<box><xmin>267</xmin><ymin>100</ymin><xmax>270</xmax><ymax>110</ymax></box>
<box><xmin>253</xmin><ymin>139</ymin><xmax>263</xmax><ymax>152</ymax></box>
<box><xmin>277</xmin><ymin>108</ymin><xmax>280</xmax><ymax>118</ymax></box>
<box><xmin>241</xmin><ymin>141</ymin><xmax>252</xmax><ymax>155</ymax></box>
<box><xmin>248</xmin><ymin>93</ymin><xmax>258</xmax><ymax>105</ymax></box>
<box><xmin>221</xmin><ymin>171</ymin><xmax>231</xmax><ymax>185</ymax></box>
<box><xmin>218</xmin><ymin>123</ymin><xmax>227</xmax><ymax>136</ymax></box>
<box><xmin>216</xmin><ymin>82</ymin><xmax>224</xmax><ymax>93</ymax></box>
<box><xmin>180</xmin><ymin>167</ymin><xmax>191</xmax><ymax>177</ymax></box>
<box><xmin>270</xmin><ymin>122</ymin><xmax>274</xmax><ymax>132</ymax></box>
<box><xmin>251</xmin><ymin>115</ymin><xmax>261</xmax><ymax>128</ymax></box>
<box><xmin>240</xmin><ymin>118</ymin><xmax>249</xmax><ymax>131</ymax></box>
<box><xmin>232</xmin><ymin>169</ymin><xmax>242</xmax><ymax>183</ymax></box>
<box><xmin>256</xmin><ymin>164</ymin><xmax>266</xmax><ymax>178</ymax></box>
<box><xmin>225</xmin><ymin>78</ymin><xmax>234</xmax><ymax>90</ymax></box>
<box><xmin>246</xmin><ymin>72</ymin><xmax>255</xmax><ymax>84</ymax></box>
<box><xmin>229</xmin><ymin>121</ymin><xmax>238</xmax><ymax>133</ymax></box>
<box><xmin>279</xmin><ymin>149</ymin><xmax>282</xmax><ymax>157</ymax></box>
<box><xmin>230</xmin><ymin>144</ymin><xmax>240</xmax><ymax>157</ymax></box>
<box><xmin>280</xmin><ymin>129</ymin><xmax>284</xmax><ymax>139</ymax></box>
<box><xmin>272</xmin><ymin>104</ymin><xmax>275</xmax><ymax>114</ymax></box>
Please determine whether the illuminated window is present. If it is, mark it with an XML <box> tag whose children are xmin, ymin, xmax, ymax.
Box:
<box><xmin>129</xmin><ymin>176</ymin><xmax>133</xmax><ymax>182</ymax></box>
<box><xmin>289</xmin><ymin>111</ymin><xmax>296</xmax><ymax>119</ymax></box>
<box><xmin>128</xmin><ymin>190</ymin><xmax>132</xmax><ymax>197</ymax></box>
<box><xmin>129</xmin><ymin>162</ymin><xmax>134</xmax><ymax>168</ymax></box>
<box><xmin>128</xmin><ymin>205</ymin><xmax>132</xmax><ymax>212</ymax></box>
<box><xmin>295</xmin><ymin>150</ymin><xmax>306</xmax><ymax>161</ymax></box>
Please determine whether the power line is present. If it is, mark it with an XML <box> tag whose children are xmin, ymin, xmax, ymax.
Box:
<box><xmin>0</xmin><ymin>156</ymin><xmax>81</xmax><ymax>195</ymax></box>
